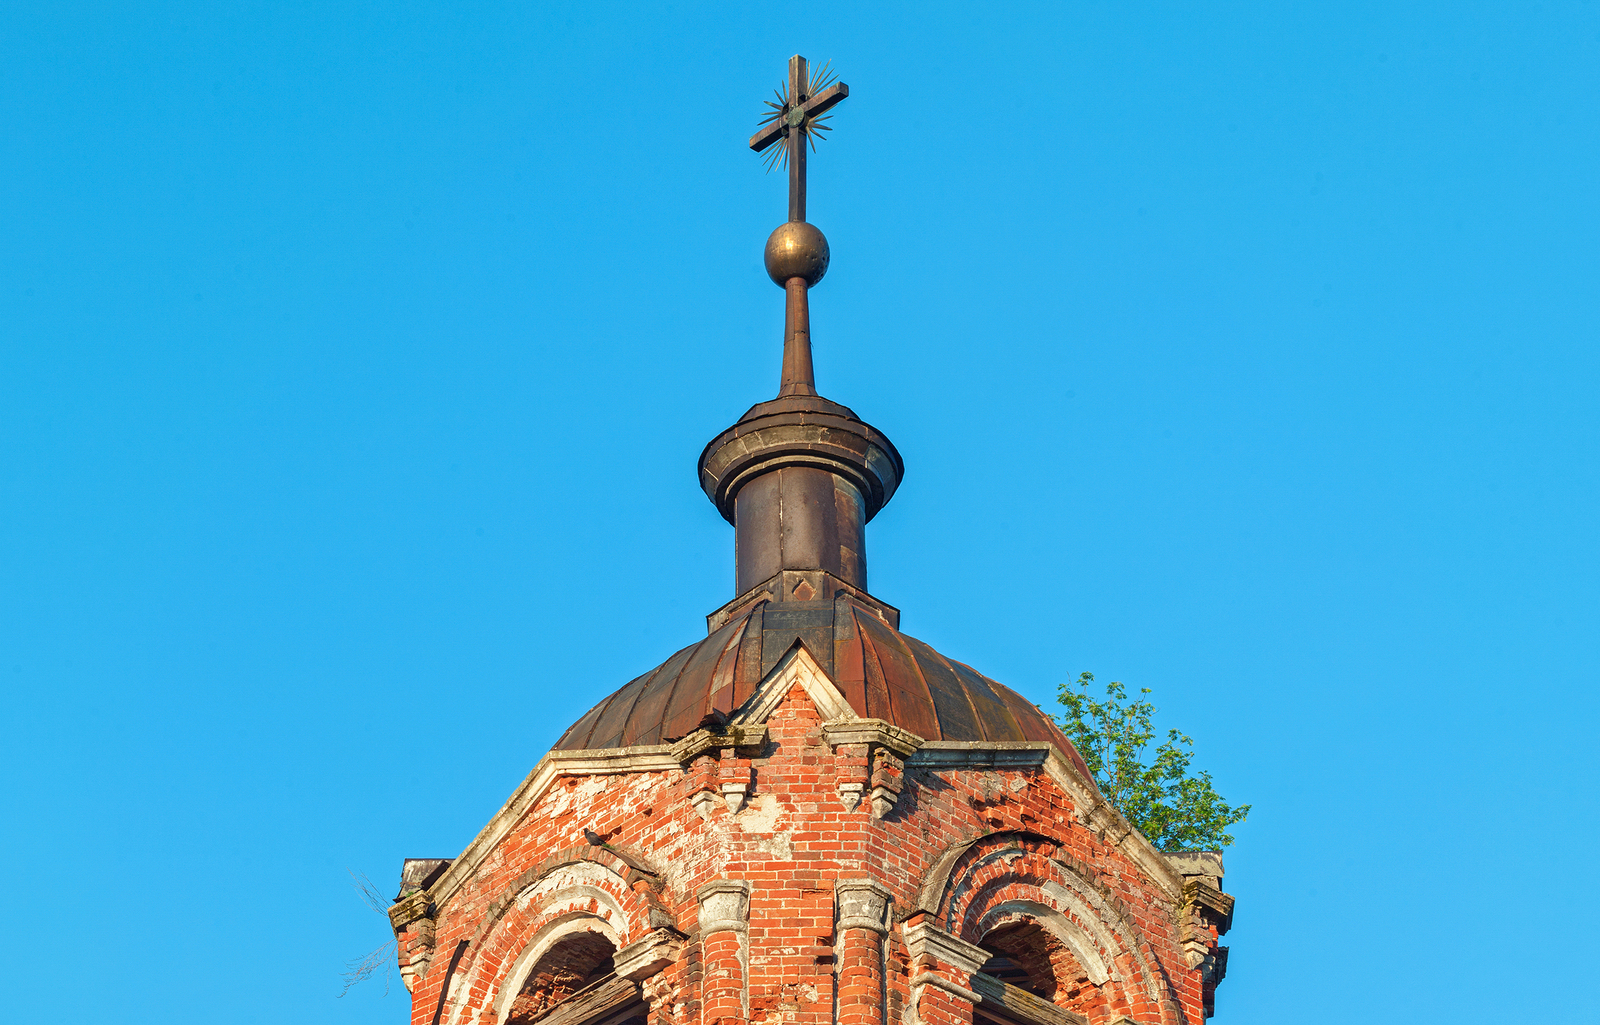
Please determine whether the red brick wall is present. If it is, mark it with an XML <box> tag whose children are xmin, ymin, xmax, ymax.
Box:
<box><xmin>398</xmin><ymin>683</ymin><xmax>1212</xmax><ymax>1025</ymax></box>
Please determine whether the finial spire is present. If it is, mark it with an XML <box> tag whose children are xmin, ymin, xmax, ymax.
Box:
<box><xmin>750</xmin><ymin>56</ymin><xmax>849</xmax><ymax>398</ymax></box>
<box><xmin>699</xmin><ymin>56</ymin><xmax>900</xmax><ymax>614</ymax></box>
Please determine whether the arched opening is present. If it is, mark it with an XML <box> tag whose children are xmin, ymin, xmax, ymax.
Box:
<box><xmin>976</xmin><ymin>921</ymin><xmax>1109</xmax><ymax>1023</ymax></box>
<box><xmin>505</xmin><ymin>932</ymin><xmax>622</xmax><ymax>1025</ymax></box>
<box><xmin>978</xmin><ymin>921</ymin><xmax>1062</xmax><ymax>999</ymax></box>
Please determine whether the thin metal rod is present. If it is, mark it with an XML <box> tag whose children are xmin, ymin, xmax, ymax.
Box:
<box><xmin>780</xmin><ymin>276</ymin><xmax>816</xmax><ymax>396</ymax></box>
<box><xmin>788</xmin><ymin>55</ymin><xmax>807</xmax><ymax>223</ymax></box>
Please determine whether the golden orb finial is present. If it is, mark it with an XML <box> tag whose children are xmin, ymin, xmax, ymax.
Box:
<box><xmin>764</xmin><ymin>221</ymin><xmax>830</xmax><ymax>287</ymax></box>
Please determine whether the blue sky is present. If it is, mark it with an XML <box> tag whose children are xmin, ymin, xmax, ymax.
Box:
<box><xmin>3</xmin><ymin>4</ymin><xmax>1596</xmax><ymax>1023</ymax></box>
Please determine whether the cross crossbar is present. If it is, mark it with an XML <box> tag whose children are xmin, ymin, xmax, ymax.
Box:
<box><xmin>747</xmin><ymin>82</ymin><xmax>850</xmax><ymax>153</ymax></box>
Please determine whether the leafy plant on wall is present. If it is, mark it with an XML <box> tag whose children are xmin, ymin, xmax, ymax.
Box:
<box><xmin>1057</xmin><ymin>672</ymin><xmax>1250</xmax><ymax>851</ymax></box>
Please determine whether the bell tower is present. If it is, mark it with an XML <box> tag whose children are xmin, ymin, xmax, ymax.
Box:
<box><xmin>389</xmin><ymin>56</ymin><xmax>1237</xmax><ymax>1025</ymax></box>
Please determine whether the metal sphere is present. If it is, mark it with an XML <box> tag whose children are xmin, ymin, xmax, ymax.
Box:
<box><xmin>764</xmin><ymin>221</ymin><xmax>830</xmax><ymax>287</ymax></box>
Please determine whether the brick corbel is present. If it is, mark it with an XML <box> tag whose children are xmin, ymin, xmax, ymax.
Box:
<box><xmin>821</xmin><ymin>718</ymin><xmax>924</xmax><ymax>818</ymax></box>
<box><xmin>674</xmin><ymin>726</ymin><xmax>768</xmax><ymax>818</ymax></box>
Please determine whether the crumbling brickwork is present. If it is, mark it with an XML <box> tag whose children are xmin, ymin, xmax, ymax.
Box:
<box><xmin>390</xmin><ymin>657</ymin><xmax>1234</xmax><ymax>1025</ymax></box>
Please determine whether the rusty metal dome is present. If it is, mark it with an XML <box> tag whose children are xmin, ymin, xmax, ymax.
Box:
<box><xmin>553</xmin><ymin>596</ymin><xmax>1085</xmax><ymax>775</ymax></box>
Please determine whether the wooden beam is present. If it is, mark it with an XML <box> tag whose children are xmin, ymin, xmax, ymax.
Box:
<box><xmin>749</xmin><ymin>119</ymin><xmax>786</xmax><ymax>153</ymax></box>
<box><xmin>969</xmin><ymin>972</ymin><xmax>1089</xmax><ymax>1025</ymax></box>
<box><xmin>533</xmin><ymin>977</ymin><xmax>644</xmax><ymax>1025</ymax></box>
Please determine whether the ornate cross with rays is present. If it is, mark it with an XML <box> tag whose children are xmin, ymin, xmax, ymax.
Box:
<box><xmin>748</xmin><ymin>55</ymin><xmax>849</xmax><ymax>398</ymax></box>
<box><xmin>750</xmin><ymin>55</ymin><xmax>849</xmax><ymax>223</ymax></box>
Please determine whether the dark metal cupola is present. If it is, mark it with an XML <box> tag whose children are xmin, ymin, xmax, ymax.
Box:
<box><xmin>698</xmin><ymin>55</ymin><xmax>903</xmax><ymax>613</ymax></box>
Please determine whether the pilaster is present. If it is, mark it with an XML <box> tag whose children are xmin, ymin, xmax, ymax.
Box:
<box><xmin>835</xmin><ymin>880</ymin><xmax>891</xmax><ymax>1025</ymax></box>
<box><xmin>699</xmin><ymin>880</ymin><xmax>751</xmax><ymax>1025</ymax></box>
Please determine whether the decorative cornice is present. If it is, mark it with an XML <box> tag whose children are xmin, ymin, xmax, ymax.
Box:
<box><xmin>820</xmin><ymin>717</ymin><xmax>923</xmax><ymax>757</ymax></box>
<box><xmin>613</xmin><ymin>927</ymin><xmax>686</xmax><ymax>981</ymax></box>
<box><xmin>388</xmin><ymin>890</ymin><xmax>431</xmax><ymax>931</ymax></box>
<box><xmin>671</xmin><ymin>723</ymin><xmax>768</xmax><ymax>763</ymax></box>
<box><xmin>908</xmin><ymin>741</ymin><xmax>1050</xmax><ymax>768</ymax></box>
<box><xmin>1166</xmin><ymin>850</ymin><xmax>1224</xmax><ymax>880</ymax></box>
<box><xmin>902</xmin><ymin>921</ymin><xmax>989</xmax><ymax>976</ymax></box>
<box><xmin>426</xmin><ymin>703</ymin><xmax>1180</xmax><ymax>914</ymax></box>
<box><xmin>1183</xmin><ymin>879</ymin><xmax>1235</xmax><ymax>934</ymax></box>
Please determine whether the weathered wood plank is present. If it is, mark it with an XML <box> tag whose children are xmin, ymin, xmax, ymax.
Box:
<box><xmin>970</xmin><ymin>972</ymin><xmax>1089</xmax><ymax>1025</ymax></box>
<box><xmin>533</xmin><ymin>977</ymin><xmax>643</xmax><ymax>1025</ymax></box>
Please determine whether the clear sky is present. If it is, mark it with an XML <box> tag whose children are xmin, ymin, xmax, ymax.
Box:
<box><xmin>3</xmin><ymin>4</ymin><xmax>1597</xmax><ymax>1023</ymax></box>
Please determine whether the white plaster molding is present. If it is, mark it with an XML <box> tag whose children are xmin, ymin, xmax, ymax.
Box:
<box><xmin>908</xmin><ymin>741</ymin><xmax>1051</xmax><ymax>769</ymax></box>
<box><xmin>732</xmin><ymin>645</ymin><xmax>854</xmax><ymax>724</ymax></box>
<box><xmin>697</xmin><ymin>880</ymin><xmax>751</xmax><ymax>934</ymax></box>
<box><xmin>835</xmin><ymin>879</ymin><xmax>893</xmax><ymax>935</ymax></box>
<box><xmin>1166</xmin><ymin>851</ymin><xmax>1224</xmax><ymax>879</ymax></box>
<box><xmin>612</xmin><ymin>927</ymin><xmax>685</xmax><ymax>981</ymax></box>
<box><xmin>902</xmin><ymin>921</ymin><xmax>990</xmax><ymax>976</ymax></box>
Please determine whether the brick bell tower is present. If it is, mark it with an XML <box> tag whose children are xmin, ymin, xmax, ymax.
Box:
<box><xmin>389</xmin><ymin>56</ymin><xmax>1236</xmax><ymax>1025</ymax></box>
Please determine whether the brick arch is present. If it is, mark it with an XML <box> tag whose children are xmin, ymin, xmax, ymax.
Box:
<box><xmin>934</xmin><ymin>834</ymin><xmax>1180</xmax><ymax>1025</ymax></box>
<box><xmin>491</xmin><ymin>914</ymin><xmax>621</xmax><ymax>1025</ymax></box>
<box><xmin>445</xmin><ymin>855</ymin><xmax>658</xmax><ymax>1025</ymax></box>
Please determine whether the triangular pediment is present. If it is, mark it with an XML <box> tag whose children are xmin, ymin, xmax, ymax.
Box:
<box><xmin>731</xmin><ymin>641</ymin><xmax>855</xmax><ymax>726</ymax></box>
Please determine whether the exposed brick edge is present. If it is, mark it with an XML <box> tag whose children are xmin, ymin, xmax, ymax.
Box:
<box><xmin>429</xmin><ymin>748</ymin><xmax>680</xmax><ymax>911</ymax></box>
<box><xmin>909</xmin><ymin>746</ymin><xmax>1183</xmax><ymax>904</ymax></box>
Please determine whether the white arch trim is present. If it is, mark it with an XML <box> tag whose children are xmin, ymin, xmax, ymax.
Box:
<box><xmin>976</xmin><ymin>899</ymin><xmax>1113</xmax><ymax>988</ymax></box>
<box><xmin>485</xmin><ymin>913</ymin><xmax>623</xmax><ymax>1025</ymax></box>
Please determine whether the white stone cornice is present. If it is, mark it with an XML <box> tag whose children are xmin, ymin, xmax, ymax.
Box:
<box><xmin>902</xmin><ymin>921</ymin><xmax>990</xmax><ymax>976</ymax></box>
<box><xmin>428</xmin><ymin>746</ymin><xmax>679</xmax><ymax>910</ymax></box>
<box><xmin>612</xmin><ymin>927</ymin><xmax>686</xmax><ymax>981</ymax></box>
<box><xmin>821</xmin><ymin>718</ymin><xmax>923</xmax><ymax>757</ymax></box>
<box><xmin>733</xmin><ymin>645</ymin><xmax>853</xmax><ymax>724</ymax></box>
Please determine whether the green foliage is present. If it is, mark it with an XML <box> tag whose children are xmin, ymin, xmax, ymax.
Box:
<box><xmin>1055</xmin><ymin>672</ymin><xmax>1249</xmax><ymax>851</ymax></box>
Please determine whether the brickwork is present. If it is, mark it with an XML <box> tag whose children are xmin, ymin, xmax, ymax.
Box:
<box><xmin>392</xmin><ymin>664</ymin><xmax>1232</xmax><ymax>1025</ymax></box>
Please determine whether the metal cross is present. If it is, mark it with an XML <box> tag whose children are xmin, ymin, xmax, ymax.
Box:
<box><xmin>749</xmin><ymin>55</ymin><xmax>849</xmax><ymax>223</ymax></box>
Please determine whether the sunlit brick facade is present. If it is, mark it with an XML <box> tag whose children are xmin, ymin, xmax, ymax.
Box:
<box><xmin>390</xmin><ymin>53</ymin><xmax>1235</xmax><ymax>1025</ymax></box>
